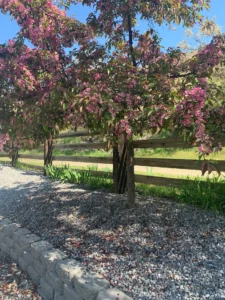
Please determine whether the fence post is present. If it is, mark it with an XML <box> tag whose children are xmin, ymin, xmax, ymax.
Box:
<box><xmin>113</xmin><ymin>145</ymin><xmax>119</xmax><ymax>193</ymax></box>
<box><xmin>126</xmin><ymin>139</ymin><xmax>135</xmax><ymax>208</ymax></box>
<box><xmin>44</xmin><ymin>135</ymin><xmax>53</xmax><ymax>175</ymax></box>
<box><xmin>118</xmin><ymin>140</ymin><xmax>127</xmax><ymax>194</ymax></box>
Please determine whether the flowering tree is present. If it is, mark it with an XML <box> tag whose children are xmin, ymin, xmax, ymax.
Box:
<box><xmin>64</xmin><ymin>0</ymin><xmax>225</xmax><ymax>206</ymax></box>
<box><xmin>0</xmin><ymin>0</ymin><xmax>225</xmax><ymax>207</ymax></box>
<box><xmin>0</xmin><ymin>0</ymin><xmax>93</xmax><ymax>150</ymax></box>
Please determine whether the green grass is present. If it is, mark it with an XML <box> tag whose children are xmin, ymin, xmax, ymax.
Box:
<box><xmin>45</xmin><ymin>164</ymin><xmax>113</xmax><ymax>191</ymax></box>
<box><xmin>136</xmin><ymin>176</ymin><xmax>225</xmax><ymax>213</ymax></box>
<box><xmin>178</xmin><ymin>177</ymin><xmax>225</xmax><ymax>212</ymax></box>
<box><xmin>14</xmin><ymin>161</ymin><xmax>43</xmax><ymax>172</ymax></box>
<box><xmin>136</xmin><ymin>184</ymin><xmax>177</xmax><ymax>199</ymax></box>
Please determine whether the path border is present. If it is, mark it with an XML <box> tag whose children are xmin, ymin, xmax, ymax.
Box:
<box><xmin>0</xmin><ymin>216</ymin><xmax>132</xmax><ymax>300</ymax></box>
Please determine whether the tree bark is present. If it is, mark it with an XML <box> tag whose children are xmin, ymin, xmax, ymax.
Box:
<box><xmin>44</xmin><ymin>135</ymin><xmax>53</xmax><ymax>175</ymax></box>
<box><xmin>126</xmin><ymin>140</ymin><xmax>135</xmax><ymax>208</ymax></box>
<box><xmin>11</xmin><ymin>143</ymin><xmax>18</xmax><ymax>167</ymax></box>
<box><xmin>113</xmin><ymin>134</ymin><xmax>127</xmax><ymax>194</ymax></box>
<box><xmin>128</xmin><ymin>13</ymin><xmax>137</xmax><ymax>67</ymax></box>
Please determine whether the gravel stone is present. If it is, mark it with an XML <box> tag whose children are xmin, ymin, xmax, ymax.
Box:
<box><xmin>1</xmin><ymin>165</ymin><xmax>225</xmax><ymax>299</ymax></box>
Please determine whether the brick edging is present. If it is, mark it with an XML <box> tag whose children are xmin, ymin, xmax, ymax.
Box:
<box><xmin>0</xmin><ymin>216</ymin><xmax>132</xmax><ymax>300</ymax></box>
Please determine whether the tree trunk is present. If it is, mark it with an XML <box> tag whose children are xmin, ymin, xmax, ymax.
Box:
<box><xmin>126</xmin><ymin>139</ymin><xmax>135</xmax><ymax>208</ymax></box>
<box><xmin>113</xmin><ymin>135</ymin><xmax>127</xmax><ymax>194</ymax></box>
<box><xmin>11</xmin><ymin>144</ymin><xmax>18</xmax><ymax>167</ymax></box>
<box><xmin>44</xmin><ymin>135</ymin><xmax>53</xmax><ymax>175</ymax></box>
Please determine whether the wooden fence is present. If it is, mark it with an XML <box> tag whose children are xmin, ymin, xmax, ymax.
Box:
<box><xmin>3</xmin><ymin>131</ymin><xmax>225</xmax><ymax>190</ymax></box>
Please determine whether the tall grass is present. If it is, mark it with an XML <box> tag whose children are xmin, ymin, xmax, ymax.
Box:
<box><xmin>137</xmin><ymin>176</ymin><xmax>225</xmax><ymax>213</ymax></box>
<box><xmin>178</xmin><ymin>176</ymin><xmax>225</xmax><ymax>212</ymax></box>
<box><xmin>45</xmin><ymin>164</ymin><xmax>113</xmax><ymax>191</ymax></box>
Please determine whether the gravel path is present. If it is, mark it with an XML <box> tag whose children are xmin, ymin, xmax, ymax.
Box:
<box><xmin>0</xmin><ymin>250</ymin><xmax>41</xmax><ymax>299</ymax></box>
<box><xmin>0</xmin><ymin>165</ymin><xmax>225</xmax><ymax>299</ymax></box>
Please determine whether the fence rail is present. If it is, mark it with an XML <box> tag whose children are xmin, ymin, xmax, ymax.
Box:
<box><xmin>4</xmin><ymin>130</ymin><xmax>225</xmax><ymax>189</ymax></box>
<box><xmin>135</xmin><ymin>174</ymin><xmax>188</xmax><ymax>187</ymax></box>
<box><xmin>0</xmin><ymin>154</ymin><xmax>9</xmax><ymax>158</ymax></box>
<box><xmin>19</xmin><ymin>154</ymin><xmax>43</xmax><ymax>160</ymax></box>
<box><xmin>52</xmin><ymin>156</ymin><xmax>113</xmax><ymax>164</ymax></box>
<box><xmin>53</xmin><ymin>142</ymin><xmax>106</xmax><ymax>150</ymax></box>
<box><xmin>134</xmin><ymin>158</ymin><xmax>225</xmax><ymax>171</ymax></box>
<box><xmin>19</xmin><ymin>154</ymin><xmax>225</xmax><ymax>172</ymax></box>
<box><xmin>55</xmin><ymin>130</ymin><xmax>101</xmax><ymax>139</ymax></box>
<box><xmin>133</xmin><ymin>138</ymin><xmax>193</xmax><ymax>149</ymax></box>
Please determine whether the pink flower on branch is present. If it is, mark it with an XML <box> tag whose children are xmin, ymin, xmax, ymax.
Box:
<box><xmin>0</xmin><ymin>133</ymin><xmax>9</xmax><ymax>152</ymax></box>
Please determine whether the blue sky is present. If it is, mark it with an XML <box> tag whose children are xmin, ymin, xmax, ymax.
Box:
<box><xmin>0</xmin><ymin>0</ymin><xmax>224</xmax><ymax>49</ymax></box>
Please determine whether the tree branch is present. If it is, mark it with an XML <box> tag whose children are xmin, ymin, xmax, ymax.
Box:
<box><xmin>127</xmin><ymin>13</ymin><xmax>137</xmax><ymax>67</ymax></box>
<box><xmin>169</xmin><ymin>71</ymin><xmax>196</xmax><ymax>78</ymax></box>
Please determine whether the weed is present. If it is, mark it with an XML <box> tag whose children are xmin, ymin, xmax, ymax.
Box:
<box><xmin>146</xmin><ymin>167</ymin><xmax>153</xmax><ymax>176</ymax></box>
